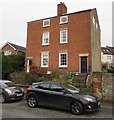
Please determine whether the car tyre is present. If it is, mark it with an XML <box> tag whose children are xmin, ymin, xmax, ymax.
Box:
<box><xmin>0</xmin><ymin>94</ymin><xmax>6</xmax><ymax>103</ymax></box>
<box><xmin>71</xmin><ymin>101</ymin><xmax>83</xmax><ymax>115</ymax></box>
<box><xmin>27</xmin><ymin>96</ymin><xmax>37</xmax><ymax>108</ymax></box>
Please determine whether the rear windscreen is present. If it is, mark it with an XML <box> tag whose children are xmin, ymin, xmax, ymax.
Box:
<box><xmin>5</xmin><ymin>82</ymin><xmax>16</xmax><ymax>87</ymax></box>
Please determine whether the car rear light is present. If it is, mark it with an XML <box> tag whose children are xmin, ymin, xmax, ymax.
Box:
<box><xmin>26</xmin><ymin>87</ymin><xmax>32</xmax><ymax>91</ymax></box>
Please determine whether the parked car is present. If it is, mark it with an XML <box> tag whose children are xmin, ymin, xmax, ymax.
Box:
<box><xmin>25</xmin><ymin>82</ymin><xmax>100</xmax><ymax>115</ymax></box>
<box><xmin>0</xmin><ymin>80</ymin><xmax>24</xmax><ymax>103</ymax></box>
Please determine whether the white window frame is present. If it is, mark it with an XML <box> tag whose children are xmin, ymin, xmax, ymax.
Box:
<box><xmin>41</xmin><ymin>52</ymin><xmax>49</xmax><ymax>67</ymax></box>
<box><xmin>43</xmin><ymin>19</ymin><xmax>50</xmax><ymax>27</ymax></box>
<box><xmin>59</xmin><ymin>52</ymin><xmax>68</xmax><ymax>68</ymax></box>
<box><xmin>42</xmin><ymin>32</ymin><xmax>50</xmax><ymax>45</ymax></box>
<box><xmin>60</xmin><ymin>29</ymin><xmax>68</xmax><ymax>43</ymax></box>
<box><xmin>60</xmin><ymin>16</ymin><xmax>68</xmax><ymax>24</ymax></box>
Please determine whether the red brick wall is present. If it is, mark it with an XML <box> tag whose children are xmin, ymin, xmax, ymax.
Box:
<box><xmin>25</xmin><ymin>11</ymin><xmax>91</xmax><ymax>72</ymax></box>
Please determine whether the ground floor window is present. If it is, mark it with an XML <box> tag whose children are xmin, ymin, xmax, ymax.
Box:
<box><xmin>59</xmin><ymin>52</ymin><xmax>68</xmax><ymax>67</ymax></box>
<box><xmin>41</xmin><ymin>52</ymin><xmax>49</xmax><ymax>67</ymax></box>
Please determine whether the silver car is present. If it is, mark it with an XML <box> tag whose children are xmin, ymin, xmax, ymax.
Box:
<box><xmin>0</xmin><ymin>80</ymin><xmax>24</xmax><ymax>103</ymax></box>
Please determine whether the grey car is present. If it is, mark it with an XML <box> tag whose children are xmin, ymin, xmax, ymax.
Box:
<box><xmin>0</xmin><ymin>80</ymin><xmax>24</xmax><ymax>103</ymax></box>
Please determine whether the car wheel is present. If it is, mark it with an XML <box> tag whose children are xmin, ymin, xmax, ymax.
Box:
<box><xmin>71</xmin><ymin>101</ymin><xmax>83</xmax><ymax>115</ymax></box>
<box><xmin>0</xmin><ymin>94</ymin><xmax>6</xmax><ymax>103</ymax></box>
<box><xmin>27</xmin><ymin>96</ymin><xmax>37</xmax><ymax>108</ymax></box>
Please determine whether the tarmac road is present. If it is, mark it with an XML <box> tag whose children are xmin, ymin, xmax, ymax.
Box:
<box><xmin>1</xmin><ymin>99</ymin><xmax>113</xmax><ymax>119</ymax></box>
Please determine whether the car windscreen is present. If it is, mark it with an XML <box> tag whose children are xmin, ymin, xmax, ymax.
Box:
<box><xmin>4</xmin><ymin>82</ymin><xmax>16</xmax><ymax>87</ymax></box>
<box><xmin>62</xmin><ymin>83</ymin><xmax>80</xmax><ymax>93</ymax></box>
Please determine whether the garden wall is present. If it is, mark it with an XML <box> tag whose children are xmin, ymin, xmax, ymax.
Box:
<box><xmin>102</xmin><ymin>73</ymin><xmax>113</xmax><ymax>101</ymax></box>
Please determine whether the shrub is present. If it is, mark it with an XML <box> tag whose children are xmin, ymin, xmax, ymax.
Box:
<box><xmin>10</xmin><ymin>67</ymin><xmax>47</xmax><ymax>85</ymax></box>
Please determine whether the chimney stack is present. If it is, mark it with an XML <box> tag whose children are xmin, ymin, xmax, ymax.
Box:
<box><xmin>57</xmin><ymin>2</ymin><xmax>67</xmax><ymax>16</ymax></box>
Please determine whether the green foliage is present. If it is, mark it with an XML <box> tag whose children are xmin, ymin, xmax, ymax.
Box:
<box><xmin>11</xmin><ymin>67</ymin><xmax>47</xmax><ymax>85</ymax></box>
<box><xmin>81</xmin><ymin>86</ymin><xmax>93</xmax><ymax>93</ymax></box>
<box><xmin>2</xmin><ymin>54</ymin><xmax>25</xmax><ymax>80</ymax></box>
<box><xmin>10</xmin><ymin>67</ymin><xmax>93</xmax><ymax>94</ymax></box>
<box><xmin>10</xmin><ymin>54</ymin><xmax>25</xmax><ymax>71</ymax></box>
<box><xmin>2</xmin><ymin>54</ymin><xmax>13</xmax><ymax>79</ymax></box>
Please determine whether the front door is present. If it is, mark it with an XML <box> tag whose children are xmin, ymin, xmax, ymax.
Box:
<box><xmin>80</xmin><ymin>56</ymin><xmax>87</xmax><ymax>73</ymax></box>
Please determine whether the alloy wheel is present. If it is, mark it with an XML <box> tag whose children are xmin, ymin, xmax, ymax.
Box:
<box><xmin>28</xmin><ymin>96</ymin><xmax>37</xmax><ymax>108</ymax></box>
<box><xmin>71</xmin><ymin>101</ymin><xmax>83</xmax><ymax>115</ymax></box>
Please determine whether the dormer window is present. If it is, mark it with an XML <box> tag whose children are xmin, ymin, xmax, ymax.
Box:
<box><xmin>60</xmin><ymin>16</ymin><xmax>68</xmax><ymax>24</ymax></box>
<box><xmin>43</xmin><ymin>19</ymin><xmax>50</xmax><ymax>27</ymax></box>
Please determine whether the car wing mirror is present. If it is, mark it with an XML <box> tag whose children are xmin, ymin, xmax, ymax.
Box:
<box><xmin>61</xmin><ymin>89</ymin><xmax>67</xmax><ymax>94</ymax></box>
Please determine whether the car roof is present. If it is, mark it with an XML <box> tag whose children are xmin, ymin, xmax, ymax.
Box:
<box><xmin>0</xmin><ymin>80</ymin><xmax>12</xmax><ymax>83</ymax></box>
<box><xmin>32</xmin><ymin>81</ymin><xmax>62</xmax><ymax>86</ymax></box>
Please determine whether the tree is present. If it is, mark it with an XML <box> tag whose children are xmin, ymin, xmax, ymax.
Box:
<box><xmin>2</xmin><ymin>54</ymin><xmax>25</xmax><ymax>80</ymax></box>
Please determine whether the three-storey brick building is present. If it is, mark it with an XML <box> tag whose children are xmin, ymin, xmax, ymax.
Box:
<box><xmin>25</xmin><ymin>2</ymin><xmax>101</xmax><ymax>73</ymax></box>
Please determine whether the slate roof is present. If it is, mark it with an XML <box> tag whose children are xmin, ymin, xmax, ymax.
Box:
<box><xmin>9</xmin><ymin>42</ymin><xmax>26</xmax><ymax>52</ymax></box>
<box><xmin>101</xmin><ymin>46</ymin><xmax>114</xmax><ymax>55</ymax></box>
<box><xmin>1</xmin><ymin>42</ymin><xmax>26</xmax><ymax>52</ymax></box>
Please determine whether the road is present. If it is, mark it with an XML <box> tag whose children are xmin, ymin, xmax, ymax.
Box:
<box><xmin>1</xmin><ymin>100</ymin><xmax>113</xmax><ymax>119</ymax></box>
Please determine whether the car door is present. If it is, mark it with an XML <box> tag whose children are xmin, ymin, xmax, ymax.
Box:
<box><xmin>49</xmin><ymin>83</ymin><xmax>73</xmax><ymax>109</ymax></box>
<box><xmin>34</xmin><ymin>83</ymin><xmax>52</xmax><ymax>106</ymax></box>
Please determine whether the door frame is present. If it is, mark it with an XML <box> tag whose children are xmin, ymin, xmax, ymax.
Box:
<box><xmin>79</xmin><ymin>53</ymin><xmax>89</xmax><ymax>73</ymax></box>
<box><xmin>27</xmin><ymin>57</ymin><xmax>33</xmax><ymax>73</ymax></box>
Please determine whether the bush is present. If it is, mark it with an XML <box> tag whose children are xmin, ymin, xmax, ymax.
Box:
<box><xmin>10</xmin><ymin>67</ymin><xmax>47</xmax><ymax>85</ymax></box>
<box><xmin>10</xmin><ymin>68</ymin><xmax>93</xmax><ymax>94</ymax></box>
<box><xmin>2</xmin><ymin>54</ymin><xmax>25</xmax><ymax>79</ymax></box>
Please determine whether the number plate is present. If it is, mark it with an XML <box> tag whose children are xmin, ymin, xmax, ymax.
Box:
<box><xmin>16</xmin><ymin>93</ymin><xmax>22</xmax><ymax>97</ymax></box>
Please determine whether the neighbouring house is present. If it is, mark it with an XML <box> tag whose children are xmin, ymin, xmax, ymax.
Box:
<box><xmin>1</xmin><ymin>42</ymin><xmax>26</xmax><ymax>56</ymax></box>
<box><xmin>25</xmin><ymin>2</ymin><xmax>101</xmax><ymax>73</ymax></box>
<box><xmin>101</xmin><ymin>46</ymin><xmax>114</xmax><ymax>67</ymax></box>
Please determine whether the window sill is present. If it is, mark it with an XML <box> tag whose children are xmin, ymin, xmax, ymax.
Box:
<box><xmin>41</xmin><ymin>66</ymin><xmax>48</xmax><ymax>68</ymax></box>
<box><xmin>59</xmin><ymin>66</ymin><xmax>67</xmax><ymax>68</ymax></box>
<box><xmin>59</xmin><ymin>42</ymin><xmax>68</xmax><ymax>44</ymax></box>
<box><xmin>43</xmin><ymin>25</ymin><xmax>50</xmax><ymax>28</ymax></box>
<box><xmin>42</xmin><ymin>44</ymin><xmax>49</xmax><ymax>46</ymax></box>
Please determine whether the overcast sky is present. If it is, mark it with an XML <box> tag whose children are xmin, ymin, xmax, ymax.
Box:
<box><xmin>0</xmin><ymin>0</ymin><xmax>112</xmax><ymax>48</ymax></box>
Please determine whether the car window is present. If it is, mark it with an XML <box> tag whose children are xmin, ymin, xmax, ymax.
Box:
<box><xmin>50</xmin><ymin>84</ymin><xmax>64</xmax><ymax>92</ymax></box>
<box><xmin>37</xmin><ymin>83</ymin><xmax>50</xmax><ymax>90</ymax></box>
<box><xmin>0</xmin><ymin>82</ymin><xmax>7</xmax><ymax>88</ymax></box>
<box><xmin>4</xmin><ymin>82</ymin><xmax>16</xmax><ymax>87</ymax></box>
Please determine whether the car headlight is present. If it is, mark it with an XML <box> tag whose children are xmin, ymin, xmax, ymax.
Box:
<box><xmin>5</xmin><ymin>89</ymin><xmax>15</xmax><ymax>95</ymax></box>
<box><xmin>84</xmin><ymin>97</ymin><xmax>95</xmax><ymax>102</ymax></box>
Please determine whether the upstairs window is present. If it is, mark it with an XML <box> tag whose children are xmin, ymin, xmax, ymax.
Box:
<box><xmin>60</xmin><ymin>29</ymin><xmax>68</xmax><ymax>43</ymax></box>
<box><xmin>60</xmin><ymin>16</ymin><xmax>68</xmax><ymax>24</ymax></box>
<box><xmin>43</xmin><ymin>19</ymin><xmax>50</xmax><ymax>27</ymax></box>
<box><xmin>42</xmin><ymin>32</ymin><xmax>49</xmax><ymax>45</ymax></box>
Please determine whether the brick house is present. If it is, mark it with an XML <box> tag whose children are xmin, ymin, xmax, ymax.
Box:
<box><xmin>101</xmin><ymin>46</ymin><xmax>114</xmax><ymax>65</ymax></box>
<box><xmin>1</xmin><ymin>42</ymin><xmax>26</xmax><ymax>56</ymax></box>
<box><xmin>25</xmin><ymin>2</ymin><xmax>101</xmax><ymax>73</ymax></box>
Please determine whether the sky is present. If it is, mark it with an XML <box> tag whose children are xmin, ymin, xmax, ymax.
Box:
<box><xmin>0</xmin><ymin>0</ymin><xmax>113</xmax><ymax>48</ymax></box>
